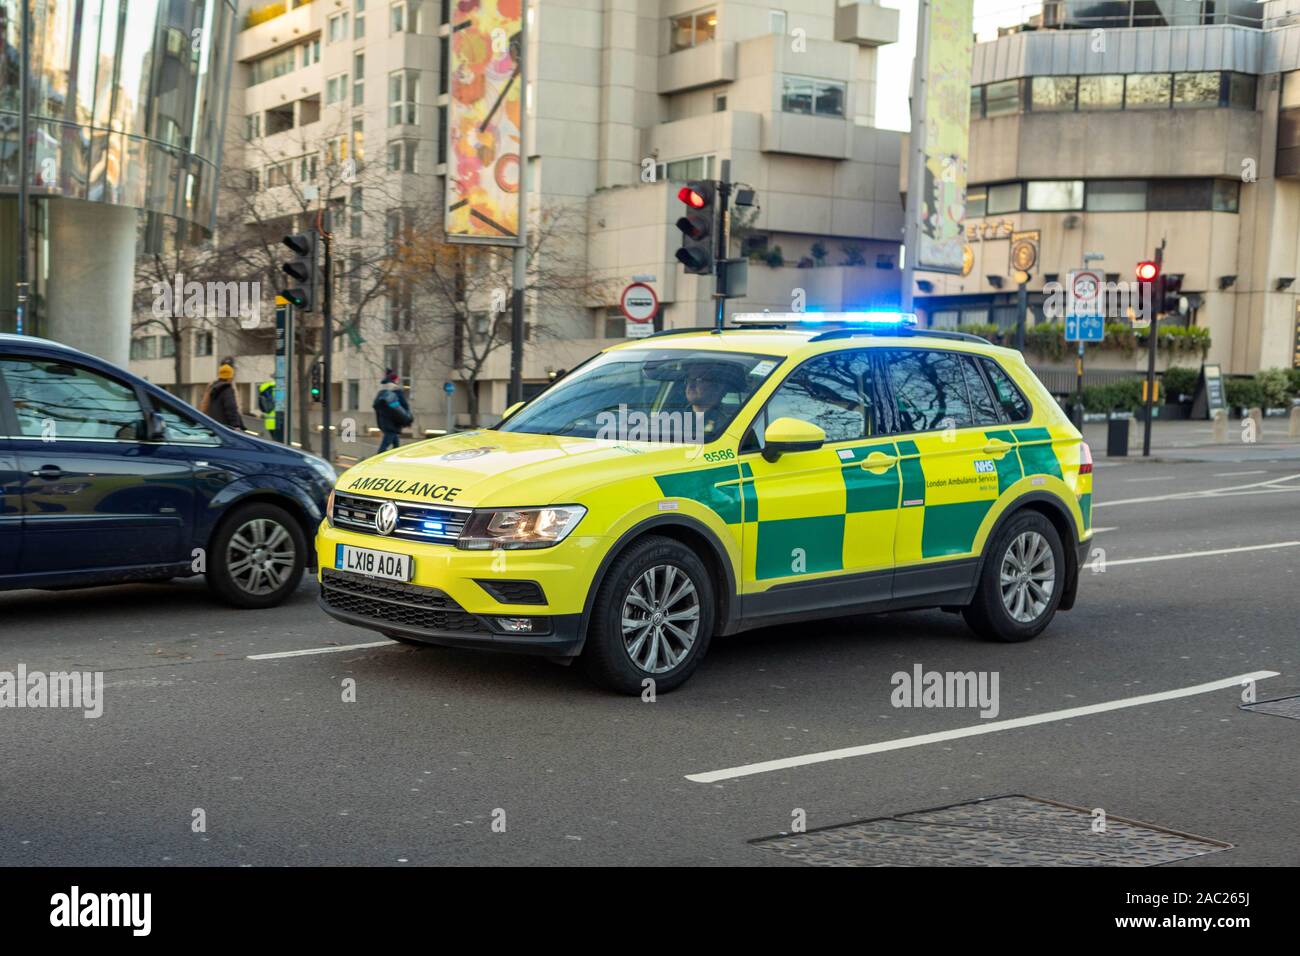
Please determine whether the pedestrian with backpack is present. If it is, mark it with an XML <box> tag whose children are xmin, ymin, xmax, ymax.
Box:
<box><xmin>373</xmin><ymin>369</ymin><xmax>412</xmax><ymax>454</ymax></box>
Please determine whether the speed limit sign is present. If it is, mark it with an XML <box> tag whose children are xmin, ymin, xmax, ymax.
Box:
<box><xmin>1067</xmin><ymin>269</ymin><xmax>1102</xmax><ymax>317</ymax></box>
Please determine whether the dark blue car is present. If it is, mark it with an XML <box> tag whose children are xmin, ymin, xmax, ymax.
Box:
<box><xmin>0</xmin><ymin>334</ymin><xmax>334</xmax><ymax>608</ymax></box>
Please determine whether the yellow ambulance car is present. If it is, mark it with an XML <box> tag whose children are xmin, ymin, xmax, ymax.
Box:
<box><xmin>316</xmin><ymin>314</ymin><xmax>1094</xmax><ymax>693</ymax></box>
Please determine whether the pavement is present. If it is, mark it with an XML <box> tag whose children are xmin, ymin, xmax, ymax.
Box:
<box><xmin>1</xmin><ymin>449</ymin><xmax>1298</xmax><ymax>866</ymax></box>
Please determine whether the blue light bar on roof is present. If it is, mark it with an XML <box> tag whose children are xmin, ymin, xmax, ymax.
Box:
<box><xmin>732</xmin><ymin>311</ymin><xmax>918</xmax><ymax>328</ymax></box>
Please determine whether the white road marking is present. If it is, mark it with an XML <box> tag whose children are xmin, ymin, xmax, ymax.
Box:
<box><xmin>248</xmin><ymin>641</ymin><xmax>394</xmax><ymax>660</ymax></box>
<box><xmin>1123</xmin><ymin>475</ymin><xmax>1173</xmax><ymax>483</ymax></box>
<box><xmin>685</xmin><ymin>670</ymin><xmax>1280</xmax><ymax>784</ymax></box>
<box><xmin>1211</xmin><ymin>470</ymin><xmax>1266</xmax><ymax>478</ymax></box>
<box><xmin>1096</xmin><ymin>472</ymin><xmax>1300</xmax><ymax>508</ymax></box>
<box><xmin>1101</xmin><ymin>541</ymin><xmax>1300</xmax><ymax>567</ymax></box>
<box><xmin>1091</xmin><ymin>526</ymin><xmax>1118</xmax><ymax>534</ymax></box>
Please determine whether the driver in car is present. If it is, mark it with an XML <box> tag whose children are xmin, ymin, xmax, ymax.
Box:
<box><xmin>683</xmin><ymin>362</ymin><xmax>743</xmax><ymax>441</ymax></box>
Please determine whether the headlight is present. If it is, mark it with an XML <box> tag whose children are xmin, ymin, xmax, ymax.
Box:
<box><xmin>458</xmin><ymin>506</ymin><xmax>587</xmax><ymax>550</ymax></box>
<box><xmin>325</xmin><ymin>488</ymin><xmax>336</xmax><ymax>526</ymax></box>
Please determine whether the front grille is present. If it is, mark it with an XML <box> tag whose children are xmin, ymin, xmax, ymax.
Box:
<box><xmin>320</xmin><ymin>568</ymin><xmax>487</xmax><ymax>634</ymax></box>
<box><xmin>331</xmin><ymin>492</ymin><xmax>469</xmax><ymax>545</ymax></box>
<box><xmin>475</xmin><ymin>579</ymin><xmax>547</xmax><ymax>605</ymax></box>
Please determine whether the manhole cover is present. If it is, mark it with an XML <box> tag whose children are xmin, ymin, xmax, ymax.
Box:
<box><xmin>1241</xmin><ymin>695</ymin><xmax>1300</xmax><ymax>720</ymax></box>
<box><xmin>751</xmin><ymin>795</ymin><xmax>1230</xmax><ymax>866</ymax></box>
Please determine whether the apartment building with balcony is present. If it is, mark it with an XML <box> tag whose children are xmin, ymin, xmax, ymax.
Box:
<box><xmin>131</xmin><ymin>0</ymin><xmax>906</xmax><ymax>435</ymax></box>
<box><xmin>908</xmin><ymin>0</ymin><xmax>1300</xmax><ymax>376</ymax></box>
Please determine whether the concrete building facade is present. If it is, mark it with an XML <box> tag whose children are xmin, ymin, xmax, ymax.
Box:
<box><xmin>129</xmin><ymin>0</ymin><xmax>906</xmax><ymax>438</ymax></box>
<box><xmin>912</xmin><ymin>1</ymin><xmax>1300</xmax><ymax>378</ymax></box>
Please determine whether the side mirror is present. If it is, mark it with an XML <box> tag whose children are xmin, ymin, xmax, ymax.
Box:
<box><xmin>501</xmin><ymin>401</ymin><xmax>525</xmax><ymax>421</ymax></box>
<box><xmin>761</xmin><ymin>417</ymin><xmax>826</xmax><ymax>462</ymax></box>
<box><xmin>142</xmin><ymin>411</ymin><xmax>167</xmax><ymax>442</ymax></box>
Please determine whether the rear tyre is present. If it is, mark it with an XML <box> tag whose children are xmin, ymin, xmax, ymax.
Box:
<box><xmin>963</xmin><ymin>510</ymin><xmax>1064</xmax><ymax>643</ymax></box>
<box><xmin>206</xmin><ymin>502</ymin><xmax>306</xmax><ymax>609</ymax></box>
<box><xmin>581</xmin><ymin>535</ymin><xmax>715</xmax><ymax>695</ymax></box>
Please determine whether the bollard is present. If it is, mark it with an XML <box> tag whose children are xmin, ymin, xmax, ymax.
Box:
<box><xmin>1249</xmin><ymin>407</ymin><xmax>1264</xmax><ymax>436</ymax></box>
<box><xmin>1212</xmin><ymin>408</ymin><xmax>1228</xmax><ymax>443</ymax></box>
<box><xmin>1290</xmin><ymin>405</ymin><xmax>1300</xmax><ymax>438</ymax></box>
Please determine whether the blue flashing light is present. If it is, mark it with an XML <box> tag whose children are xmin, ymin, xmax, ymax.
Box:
<box><xmin>733</xmin><ymin>311</ymin><xmax>917</xmax><ymax>329</ymax></box>
<box><xmin>421</xmin><ymin>520</ymin><xmax>446</xmax><ymax>532</ymax></box>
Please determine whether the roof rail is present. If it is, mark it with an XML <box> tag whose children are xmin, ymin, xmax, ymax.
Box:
<box><xmin>808</xmin><ymin>327</ymin><xmax>992</xmax><ymax>345</ymax></box>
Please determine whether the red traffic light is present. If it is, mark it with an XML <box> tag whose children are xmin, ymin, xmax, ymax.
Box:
<box><xmin>677</xmin><ymin>185</ymin><xmax>708</xmax><ymax>209</ymax></box>
<box><xmin>1136</xmin><ymin>261</ymin><xmax>1159</xmax><ymax>282</ymax></box>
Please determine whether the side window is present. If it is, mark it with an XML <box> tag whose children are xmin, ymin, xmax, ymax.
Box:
<box><xmin>760</xmin><ymin>350</ymin><xmax>875</xmax><ymax>444</ymax></box>
<box><xmin>150</xmin><ymin>395</ymin><xmax>219</xmax><ymax>444</ymax></box>
<box><xmin>883</xmin><ymin>349</ymin><xmax>974</xmax><ymax>433</ymax></box>
<box><xmin>961</xmin><ymin>355</ymin><xmax>1001</xmax><ymax>425</ymax></box>
<box><xmin>980</xmin><ymin>357</ymin><xmax>1032</xmax><ymax>422</ymax></box>
<box><xmin>0</xmin><ymin>356</ymin><xmax>143</xmax><ymax>441</ymax></box>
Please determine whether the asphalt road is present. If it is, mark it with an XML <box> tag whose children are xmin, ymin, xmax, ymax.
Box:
<box><xmin>2</xmin><ymin>455</ymin><xmax>1298</xmax><ymax>866</ymax></box>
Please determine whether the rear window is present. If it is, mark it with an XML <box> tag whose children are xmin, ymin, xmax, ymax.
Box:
<box><xmin>980</xmin><ymin>357</ymin><xmax>1032</xmax><ymax>422</ymax></box>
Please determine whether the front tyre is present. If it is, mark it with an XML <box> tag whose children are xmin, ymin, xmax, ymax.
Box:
<box><xmin>582</xmin><ymin>535</ymin><xmax>715</xmax><ymax>694</ymax></box>
<box><xmin>963</xmin><ymin>511</ymin><xmax>1064</xmax><ymax>643</ymax></box>
<box><xmin>206</xmin><ymin>502</ymin><xmax>306</xmax><ymax>609</ymax></box>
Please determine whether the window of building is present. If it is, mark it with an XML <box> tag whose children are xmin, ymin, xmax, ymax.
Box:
<box><xmin>299</xmin><ymin>94</ymin><xmax>321</xmax><ymax>125</ymax></box>
<box><xmin>130</xmin><ymin>337</ymin><xmax>157</xmax><ymax>360</ymax></box>
<box><xmin>601</xmin><ymin>306</ymin><xmax>625</xmax><ymax>339</ymax></box>
<box><xmin>350</xmin><ymin>186</ymin><xmax>364</xmax><ymax>237</ymax></box>
<box><xmin>437</xmin><ymin>106</ymin><xmax>448</xmax><ymax>164</ymax></box>
<box><xmin>353</xmin><ymin>53</ymin><xmax>365</xmax><ymax>106</ymax></box>
<box><xmin>714</xmin><ymin>92</ymin><xmax>727</xmax><ymax>112</ymax></box>
<box><xmin>769</xmin><ymin>10</ymin><xmax>786</xmax><ymax>35</ymax></box>
<box><xmin>347</xmin><ymin>380</ymin><xmax>361</xmax><ymax>411</ymax></box>
<box><xmin>964</xmin><ymin>186</ymin><xmax>987</xmax><ymax>218</ymax></box>
<box><xmin>245</xmin><ymin>113</ymin><xmax>261</xmax><ymax>139</ymax></box>
<box><xmin>266</xmin><ymin>102</ymin><xmax>294</xmax><ymax>135</ymax></box>
<box><xmin>328</xmin><ymin>12</ymin><xmax>350</xmax><ymax>43</ymax></box>
<box><xmin>352</xmin><ymin>116</ymin><xmax>365</xmax><ymax>161</ymax></box>
<box><xmin>1148</xmin><ymin>179</ymin><xmax>1213</xmax><ymax>211</ymax></box>
<box><xmin>781</xmin><ymin>75</ymin><xmax>846</xmax><ymax>117</ymax></box>
<box><xmin>658</xmin><ymin>154</ymin><xmax>714</xmax><ymax>182</ymax></box>
<box><xmin>299</xmin><ymin>153</ymin><xmax>318</xmax><ymax>182</ymax></box>
<box><xmin>1125</xmin><ymin>73</ymin><xmax>1171</xmax><ymax>109</ymax></box>
<box><xmin>986</xmin><ymin>182</ymin><xmax>1021</xmax><ymax>215</ymax></box>
<box><xmin>383</xmin><ymin>346</ymin><xmax>414</xmax><ymax>384</ymax></box>
<box><xmin>985</xmin><ymin>79</ymin><xmax>1021</xmax><ymax>116</ymax></box>
<box><xmin>884</xmin><ymin>349</ymin><xmax>973</xmax><ymax>433</ymax></box>
<box><xmin>1026</xmin><ymin>180</ymin><xmax>1083</xmax><ymax>211</ymax></box>
<box><xmin>1212</xmin><ymin>179</ymin><xmax>1240</xmax><ymax>212</ymax></box>
<box><xmin>301</xmin><ymin>38</ymin><xmax>321</xmax><ymax>68</ymax></box>
<box><xmin>355</xmin><ymin>0</ymin><xmax>366</xmax><ymax>38</ymax></box>
<box><xmin>325</xmin><ymin>135</ymin><xmax>348</xmax><ymax>165</ymax></box>
<box><xmin>1031</xmin><ymin>76</ymin><xmax>1077</xmax><ymax>112</ymax></box>
<box><xmin>1078</xmin><ymin>74</ymin><xmax>1124</xmax><ymax>110</ymax></box>
<box><xmin>326</xmin><ymin>72</ymin><xmax>349</xmax><ymax>105</ymax></box>
<box><xmin>193</xmin><ymin>330</ymin><xmax>214</xmax><ymax>357</ymax></box>
<box><xmin>391</xmin><ymin>0</ymin><xmax>422</xmax><ymax>33</ymax></box>
<box><xmin>670</xmin><ymin>8</ymin><xmax>716</xmax><ymax>53</ymax></box>
<box><xmin>1228</xmin><ymin>72</ymin><xmax>1257</xmax><ymax>110</ymax></box>
<box><xmin>249</xmin><ymin>47</ymin><xmax>296</xmax><ymax>86</ymax></box>
<box><xmin>969</xmin><ymin>85</ymin><xmax>984</xmax><ymax>119</ymax></box>
<box><xmin>389</xmin><ymin>69</ymin><xmax>419</xmax><ymax>125</ymax></box>
<box><xmin>1172</xmin><ymin>71</ymin><xmax>1220</xmax><ymax>108</ymax></box>
<box><xmin>265</xmin><ymin>161</ymin><xmax>293</xmax><ymax>188</ymax></box>
<box><xmin>1085</xmin><ymin>179</ymin><xmax>1146</xmax><ymax>211</ymax></box>
<box><xmin>388</xmin><ymin>139</ymin><xmax>418</xmax><ymax>173</ymax></box>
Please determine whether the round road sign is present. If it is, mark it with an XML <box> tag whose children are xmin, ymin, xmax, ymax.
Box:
<box><xmin>620</xmin><ymin>282</ymin><xmax>659</xmax><ymax>324</ymax></box>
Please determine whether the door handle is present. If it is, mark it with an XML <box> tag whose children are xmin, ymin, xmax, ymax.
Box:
<box><xmin>982</xmin><ymin>439</ymin><xmax>1013</xmax><ymax>455</ymax></box>
<box><xmin>29</xmin><ymin>465</ymin><xmax>64</xmax><ymax>479</ymax></box>
<box><xmin>861</xmin><ymin>451</ymin><xmax>898</xmax><ymax>472</ymax></box>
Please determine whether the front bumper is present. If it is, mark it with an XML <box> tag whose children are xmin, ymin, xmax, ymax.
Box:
<box><xmin>315</xmin><ymin>523</ymin><xmax>600</xmax><ymax>657</ymax></box>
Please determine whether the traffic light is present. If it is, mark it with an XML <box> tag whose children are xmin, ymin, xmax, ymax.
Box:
<box><xmin>674</xmin><ymin>181</ymin><xmax>715</xmax><ymax>275</ymax></box>
<box><xmin>1135</xmin><ymin>260</ymin><xmax>1159</xmax><ymax>283</ymax></box>
<box><xmin>279</xmin><ymin>232</ymin><xmax>318</xmax><ymax>311</ymax></box>
<box><xmin>1161</xmin><ymin>273</ymin><xmax>1185</xmax><ymax>315</ymax></box>
<box><xmin>1135</xmin><ymin>260</ymin><xmax>1159</xmax><ymax>319</ymax></box>
<box><xmin>309</xmin><ymin>361</ymin><xmax>323</xmax><ymax>403</ymax></box>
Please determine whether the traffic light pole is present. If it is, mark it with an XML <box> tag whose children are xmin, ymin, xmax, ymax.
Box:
<box><xmin>508</xmin><ymin>17</ymin><xmax>530</xmax><ymax>407</ymax></box>
<box><xmin>1141</xmin><ymin>240</ymin><xmax>1165</xmax><ymax>458</ymax></box>
<box><xmin>319</xmin><ymin>210</ymin><xmax>333</xmax><ymax>463</ymax></box>
<box><xmin>713</xmin><ymin>159</ymin><xmax>732</xmax><ymax>332</ymax></box>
